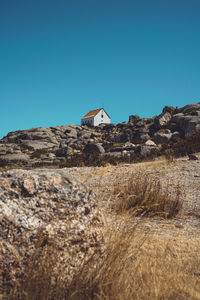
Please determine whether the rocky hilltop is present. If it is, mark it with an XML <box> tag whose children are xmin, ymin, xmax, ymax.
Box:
<box><xmin>1</xmin><ymin>102</ymin><xmax>200</xmax><ymax>167</ymax></box>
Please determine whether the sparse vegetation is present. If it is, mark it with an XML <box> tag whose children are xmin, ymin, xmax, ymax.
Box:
<box><xmin>8</xmin><ymin>222</ymin><xmax>200</xmax><ymax>300</ymax></box>
<box><xmin>59</xmin><ymin>151</ymin><xmax>159</xmax><ymax>168</ymax></box>
<box><xmin>113</xmin><ymin>173</ymin><xmax>182</xmax><ymax>218</ymax></box>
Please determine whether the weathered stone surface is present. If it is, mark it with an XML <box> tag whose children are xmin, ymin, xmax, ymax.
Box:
<box><xmin>170</xmin><ymin>114</ymin><xmax>200</xmax><ymax>137</ymax></box>
<box><xmin>0</xmin><ymin>169</ymin><xmax>103</xmax><ymax>298</ymax></box>
<box><xmin>162</xmin><ymin>105</ymin><xmax>176</xmax><ymax>114</ymax></box>
<box><xmin>154</xmin><ymin>132</ymin><xmax>172</xmax><ymax>144</ymax></box>
<box><xmin>56</xmin><ymin>146</ymin><xmax>73</xmax><ymax>157</ymax></box>
<box><xmin>171</xmin><ymin>131</ymin><xmax>181</xmax><ymax>142</ymax></box>
<box><xmin>0</xmin><ymin>102</ymin><xmax>200</xmax><ymax>167</ymax></box>
<box><xmin>0</xmin><ymin>153</ymin><xmax>30</xmax><ymax>165</ymax></box>
<box><xmin>154</xmin><ymin>112</ymin><xmax>172</xmax><ymax>129</ymax></box>
<box><xmin>65</xmin><ymin>127</ymin><xmax>78</xmax><ymax>139</ymax></box>
<box><xmin>21</xmin><ymin>140</ymin><xmax>57</xmax><ymax>150</ymax></box>
<box><xmin>145</xmin><ymin>140</ymin><xmax>157</xmax><ymax>146</ymax></box>
<box><xmin>139</xmin><ymin>133</ymin><xmax>150</xmax><ymax>143</ymax></box>
<box><xmin>135</xmin><ymin>145</ymin><xmax>158</xmax><ymax>157</ymax></box>
<box><xmin>129</xmin><ymin>115</ymin><xmax>140</xmax><ymax>124</ymax></box>
<box><xmin>179</xmin><ymin>103</ymin><xmax>200</xmax><ymax>115</ymax></box>
<box><xmin>83</xmin><ymin>142</ymin><xmax>105</xmax><ymax>154</ymax></box>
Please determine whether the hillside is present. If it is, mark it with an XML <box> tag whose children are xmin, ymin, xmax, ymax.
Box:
<box><xmin>1</xmin><ymin>102</ymin><xmax>200</xmax><ymax>168</ymax></box>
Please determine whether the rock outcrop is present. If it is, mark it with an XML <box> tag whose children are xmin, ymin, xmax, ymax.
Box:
<box><xmin>1</xmin><ymin>169</ymin><xmax>103</xmax><ymax>298</ymax></box>
<box><xmin>0</xmin><ymin>102</ymin><xmax>200</xmax><ymax>166</ymax></box>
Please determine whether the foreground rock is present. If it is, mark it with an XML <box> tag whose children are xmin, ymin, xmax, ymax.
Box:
<box><xmin>0</xmin><ymin>169</ymin><xmax>103</xmax><ymax>298</ymax></box>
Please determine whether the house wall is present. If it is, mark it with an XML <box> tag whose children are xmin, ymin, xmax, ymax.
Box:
<box><xmin>93</xmin><ymin>109</ymin><xmax>110</xmax><ymax>126</ymax></box>
<box><xmin>81</xmin><ymin>109</ymin><xmax>111</xmax><ymax>126</ymax></box>
<box><xmin>81</xmin><ymin>117</ymin><xmax>94</xmax><ymax>126</ymax></box>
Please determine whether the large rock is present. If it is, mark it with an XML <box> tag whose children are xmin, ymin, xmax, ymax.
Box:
<box><xmin>154</xmin><ymin>131</ymin><xmax>172</xmax><ymax>144</ymax></box>
<box><xmin>135</xmin><ymin>145</ymin><xmax>159</xmax><ymax>157</ymax></box>
<box><xmin>56</xmin><ymin>146</ymin><xmax>73</xmax><ymax>157</ymax></box>
<box><xmin>129</xmin><ymin>115</ymin><xmax>140</xmax><ymax>124</ymax></box>
<box><xmin>154</xmin><ymin>112</ymin><xmax>172</xmax><ymax>129</ymax></box>
<box><xmin>83</xmin><ymin>142</ymin><xmax>105</xmax><ymax>154</ymax></box>
<box><xmin>0</xmin><ymin>169</ymin><xmax>103</xmax><ymax>298</ymax></box>
<box><xmin>179</xmin><ymin>103</ymin><xmax>200</xmax><ymax>115</ymax></box>
<box><xmin>162</xmin><ymin>105</ymin><xmax>176</xmax><ymax>114</ymax></box>
<box><xmin>64</xmin><ymin>127</ymin><xmax>78</xmax><ymax>139</ymax></box>
<box><xmin>170</xmin><ymin>114</ymin><xmax>200</xmax><ymax>137</ymax></box>
<box><xmin>21</xmin><ymin>140</ymin><xmax>57</xmax><ymax>151</ymax></box>
<box><xmin>0</xmin><ymin>153</ymin><xmax>30</xmax><ymax>166</ymax></box>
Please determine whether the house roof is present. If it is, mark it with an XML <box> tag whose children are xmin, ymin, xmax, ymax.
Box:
<box><xmin>82</xmin><ymin>108</ymin><xmax>102</xmax><ymax>119</ymax></box>
<box><xmin>82</xmin><ymin>108</ymin><xmax>111</xmax><ymax>120</ymax></box>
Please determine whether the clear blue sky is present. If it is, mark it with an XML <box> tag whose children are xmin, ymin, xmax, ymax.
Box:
<box><xmin>0</xmin><ymin>0</ymin><xmax>200</xmax><ymax>138</ymax></box>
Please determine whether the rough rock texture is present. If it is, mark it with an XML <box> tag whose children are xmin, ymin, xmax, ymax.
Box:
<box><xmin>0</xmin><ymin>169</ymin><xmax>103</xmax><ymax>298</ymax></box>
<box><xmin>83</xmin><ymin>142</ymin><xmax>105</xmax><ymax>154</ymax></box>
<box><xmin>154</xmin><ymin>112</ymin><xmax>172</xmax><ymax>130</ymax></box>
<box><xmin>0</xmin><ymin>153</ymin><xmax>30</xmax><ymax>166</ymax></box>
<box><xmin>134</xmin><ymin>145</ymin><xmax>159</xmax><ymax>157</ymax></box>
<box><xmin>154</xmin><ymin>131</ymin><xmax>172</xmax><ymax>144</ymax></box>
<box><xmin>1</xmin><ymin>102</ymin><xmax>200</xmax><ymax>166</ymax></box>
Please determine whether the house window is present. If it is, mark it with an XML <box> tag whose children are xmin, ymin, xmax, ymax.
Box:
<box><xmin>101</xmin><ymin>114</ymin><xmax>103</xmax><ymax>118</ymax></box>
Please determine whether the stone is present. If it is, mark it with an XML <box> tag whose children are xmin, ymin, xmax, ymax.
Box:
<box><xmin>135</xmin><ymin>120</ymin><xmax>146</xmax><ymax>127</ymax></box>
<box><xmin>0</xmin><ymin>153</ymin><xmax>30</xmax><ymax>166</ymax></box>
<box><xmin>83</xmin><ymin>142</ymin><xmax>105</xmax><ymax>154</ymax></box>
<box><xmin>0</xmin><ymin>169</ymin><xmax>103</xmax><ymax>298</ymax></box>
<box><xmin>154</xmin><ymin>132</ymin><xmax>172</xmax><ymax>144</ymax></box>
<box><xmin>56</xmin><ymin>146</ymin><xmax>73</xmax><ymax>157</ymax></box>
<box><xmin>21</xmin><ymin>140</ymin><xmax>57</xmax><ymax>151</ymax></box>
<box><xmin>162</xmin><ymin>106</ymin><xmax>176</xmax><ymax>114</ymax></box>
<box><xmin>171</xmin><ymin>131</ymin><xmax>181</xmax><ymax>142</ymax></box>
<box><xmin>154</xmin><ymin>112</ymin><xmax>172</xmax><ymax>129</ymax></box>
<box><xmin>179</xmin><ymin>103</ymin><xmax>200</xmax><ymax>115</ymax></box>
<box><xmin>134</xmin><ymin>145</ymin><xmax>158</xmax><ymax>157</ymax></box>
<box><xmin>139</xmin><ymin>134</ymin><xmax>151</xmax><ymax>143</ymax></box>
<box><xmin>170</xmin><ymin>114</ymin><xmax>200</xmax><ymax>137</ymax></box>
<box><xmin>188</xmin><ymin>154</ymin><xmax>198</xmax><ymax>160</ymax></box>
<box><xmin>78</xmin><ymin>130</ymin><xmax>92</xmax><ymax>140</ymax></box>
<box><xmin>145</xmin><ymin>140</ymin><xmax>157</xmax><ymax>146</ymax></box>
<box><xmin>129</xmin><ymin>115</ymin><xmax>140</xmax><ymax>124</ymax></box>
<box><xmin>64</xmin><ymin>128</ymin><xmax>78</xmax><ymax>139</ymax></box>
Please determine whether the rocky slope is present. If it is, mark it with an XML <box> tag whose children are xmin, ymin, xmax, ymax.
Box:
<box><xmin>0</xmin><ymin>102</ymin><xmax>200</xmax><ymax>167</ymax></box>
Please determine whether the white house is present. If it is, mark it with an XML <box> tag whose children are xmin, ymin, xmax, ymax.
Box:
<box><xmin>81</xmin><ymin>108</ymin><xmax>111</xmax><ymax>126</ymax></box>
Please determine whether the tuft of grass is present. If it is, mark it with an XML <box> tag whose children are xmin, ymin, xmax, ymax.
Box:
<box><xmin>113</xmin><ymin>173</ymin><xmax>182</xmax><ymax>218</ymax></box>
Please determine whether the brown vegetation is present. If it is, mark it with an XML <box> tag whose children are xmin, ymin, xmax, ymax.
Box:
<box><xmin>7</xmin><ymin>222</ymin><xmax>200</xmax><ymax>300</ymax></box>
<box><xmin>1</xmin><ymin>158</ymin><xmax>200</xmax><ymax>299</ymax></box>
<box><xmin>59</xmin><ymin>151</ymin><xmax>158</xmax><ymax>168</ymax></box>
<box><xmin>113</xmin><ymin>173</ymin><xmax>182</xmax><ymax>218</ymax></box>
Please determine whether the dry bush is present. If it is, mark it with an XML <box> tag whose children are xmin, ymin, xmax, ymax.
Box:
<box><xmin>113</xmin><ymin>173</ymin><xmax>182</xmax><ymax>218</ymax></box>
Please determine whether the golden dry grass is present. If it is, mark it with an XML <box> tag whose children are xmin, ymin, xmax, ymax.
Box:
<box><xmin>2</xmin><ymin>163</ymin><xmax>199</xmax><ymax>300</ymax></box>
<box><xmin>113</xmin><ymin>173</ymin><xmax>182</xmax><ymax>218</ymax></box>
<box><xmin>10</xmin><ymin>222</ymin><xmax>200</xmax><ymax>300</ymax></box>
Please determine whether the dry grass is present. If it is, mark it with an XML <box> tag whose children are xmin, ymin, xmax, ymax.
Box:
<box><xmin>9</xmin><ymin>223</ymin><xmax>200</xmax><ymax>300</ymax></box>
<box><xmin>2</xmin><ymin>165</ymin><xmax>199</xmax><ymax>300</ymax></box>
<box><xmin>113</xmin><ymin>173</ymin><xmax>182</xmax><ymax>218</ymax></box>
